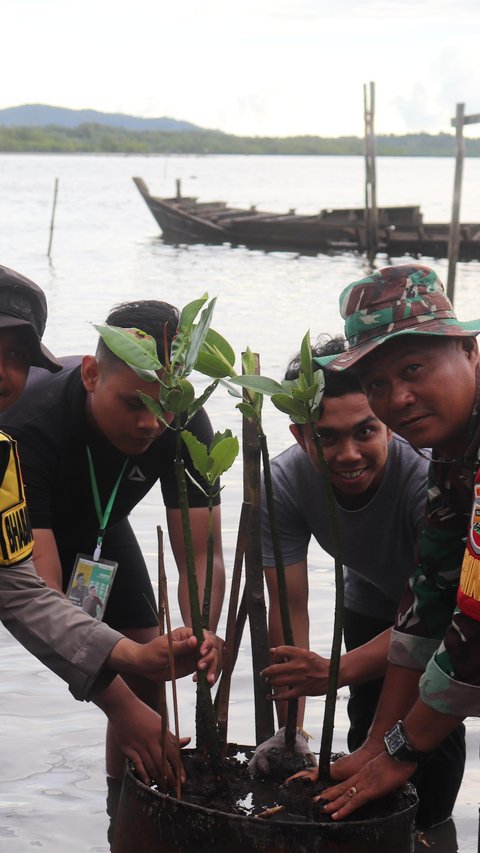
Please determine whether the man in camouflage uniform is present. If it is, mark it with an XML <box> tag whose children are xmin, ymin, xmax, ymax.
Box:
<box><xmin>296</xmin><ymin>264</ymin><xmax>480</xmax><ymax>821</ymax></box>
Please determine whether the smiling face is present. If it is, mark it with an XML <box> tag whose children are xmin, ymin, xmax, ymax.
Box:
<box><xmin>356</xmin><ymin>335</ymin><xmax>479</xmax><ymax>456</ymax></box>
<box><xmin>81</xmin><ymin>355</ymin><xmax>173</xmax><ymax>456</ymax></box>
<box><xmin>291</xmin><ymin>392</ymin><xmax>391</xmax><ymax>507</ymax></box>
<box><xmin>0</xmin><ymin>328</ymin><xmax>31</xmax><ymax>411</ymax></box>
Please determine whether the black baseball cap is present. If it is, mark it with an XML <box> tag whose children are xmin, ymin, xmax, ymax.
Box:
<box><xmin>0</xmin><ymin>265</ymin><xmax>62</xmax><ymax>372</ymax></box>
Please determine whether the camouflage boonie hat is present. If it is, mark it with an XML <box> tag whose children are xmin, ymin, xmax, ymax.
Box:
<box><xmin>314</xmin><ymin>264</ymin><xmax>480</xmax><ymax>372</ymax></box>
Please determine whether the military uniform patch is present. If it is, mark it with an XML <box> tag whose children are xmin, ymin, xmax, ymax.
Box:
<box><xmin>0</xmin><ymin>432</ymin><xmax>33</xmax><ymax>565</ymax></box>
<box><xmin>458</xmin><ymin>469</ymin><xmax>480</xmax><ymax>619</ymax></box>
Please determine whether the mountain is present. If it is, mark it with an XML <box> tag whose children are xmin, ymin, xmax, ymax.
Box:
<box><xmin>0</xmin><ymin>104</ymin><xmax>207</xmax><ymax>133</ymax></box>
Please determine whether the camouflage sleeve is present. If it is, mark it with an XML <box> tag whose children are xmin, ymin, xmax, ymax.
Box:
<box><xmin>392</xmin><ymin>466</ymin><xmax>480</xmax><ymax>717</ymax></box>
<box><xmin>419</xmin><ymin>648</ymin><xmax>480</xmax><ymax>717</ymax></box>
<box><xmin>388</xmin><ymin>522</ymin><xmax>465</xmax><ymax>669</ymax></box>
<box><xmin>388</xmin><ymin>455</ymin><xmax>467</xmax><ymax>670</ymax></box>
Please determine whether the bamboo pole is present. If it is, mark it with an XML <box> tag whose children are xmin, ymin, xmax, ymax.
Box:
<box><xmin>157</xmin><ymin>526</ymin><xmax>182</xmax><ymax>798</ymax></box>
<box><xmin>447</xmin><ymin>103</ymin><xmax>465</xmax><ymax>303</ymax></box>
<box><xmin>363</xmin><ymin>82</ymin><xmax>378</xmax><ymax>263</ymax></box>
<box><xmin>242</xmin><ymin>353</ymin><xmax>275</xmax><ymax>745</ymax></box>
<box><xmin>47</xmin><ymin>177</ymin><xmax>59</xmax><ymax>258</ymax></box>
<box><xmin>215</xmin><ymin>501</ymin><xmax>252</xmax><ymax>750</ymax></box>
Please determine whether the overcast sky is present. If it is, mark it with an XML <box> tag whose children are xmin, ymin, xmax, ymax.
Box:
<box><xmin>4</xmin><ymin>0</ymin><xmax>480</xmax><ymax>137</ymax></box>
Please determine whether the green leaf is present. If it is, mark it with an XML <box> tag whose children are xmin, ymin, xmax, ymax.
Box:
<box><xmin>130</xmin><ymin>366</ymin><xmax>159</xmax><ymax>383</ymax></box>
<box><xmin>291</xmin><ymin>381</ymin><xmax>321</xmax><ymax>403</ymax></box>
<box><xmin>220</xmin><ymin>378</ymin><xmax>243</xmax><ymax>398</ymax></box>
<box><xmin>164</xmin><ymin>378</ymin><xmax>195</xmax><ymax>413</ymax></box>
<box><xmin>229</xmin><ymin>375</ymin><xmax>285</xmax><ymax>396</ymax></box>
<box><xmin>94</xmin><ymin>324</ymin><xmax>162</xmax><ymax>370</ymax></box>
<box><xmin>178</xmin><ymin>293</ymin><xmax>209</xmax><ymax>332</ymax></box>
<box><xmin>236</xmin><ymin>401</ymin><xmax>260</xmax><ymax>421</ymax></box>
<box><xmin>210</xmin><ymin>428</ymin><xmax>235</xmax><ymax>450</ymax></box>
<box><xmin>195</xmin><ymin>349</ymin><xmax>233</xmax><ymax>378</ymax></box>
<box><xmin>313</xmin><ymin>369</ymin><xmax>325</xmax><ymax>407</ymax></box>
<box><xmin>204</xmin><ymin>329</ymin><xmax>235</xmax><ymax>368</ymax></box>
<box><xmin>183</xmin><ymin>298</ymin><xmax>217</xmax><ymax>374</ymax></box>
<box><xmin>137</xmin><ymin>391</ymin><xmax>172</xmax><ymax>430</ymax></box>
<box><xmin>195</xmin><ymin>329</ymin><xmax>236</xmax><ymax>378</ymax></box>
<box><xmin>171</xmin><ymin>294</ymin><xmax>209</xmax><ymax>370</ymax></box>
<box><xmin>209</xmin><ymin>436</ymin><xmax>239</xmax><ymax>480</ymax></box>
<box><xmin>185</xmin><ymin>380</ymin><xmax>219</xmax><ymax>423</ymax></box>
<box><xmin>300</xmin><ymin>332</ymin><xmax>313</xmax><ymax>386</ymax></box>
<box><xmin>271</xmin><ymin>393</ymin><xmax>309</xmax><ymax>422</ymax></box>
<box><xmin>181</xmin><ymin>430</ymin><xmax>210</xmax><ymax>479</ymax></box>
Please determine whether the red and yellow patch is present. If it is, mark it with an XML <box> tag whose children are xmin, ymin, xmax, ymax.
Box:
<box><xmin>458</xmin><ymin>470</ymin><xmax>480</xmax><ymax>620</ymax></box>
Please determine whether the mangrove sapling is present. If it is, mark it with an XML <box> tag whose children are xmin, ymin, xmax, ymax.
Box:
<box><xmin>181</xmin><ymin>428</ymin><xmax>239</xmax><ymax>630</ymax></box>
<box><xmin>230</xmin><ymin>332</ymin><xmax>344</xmax><ymax>781</ymax></box>
<box><xmin>196</xmin><ymin>337</ymin><xmax>277</xmax><ymax>744</ymax></box>
<box><xmin>94</xmin><ymin>294</ymin><xmax>227</xmax><ymax>775</ymax></box>
<box><xmin>235</xmin><ymin>349</ymin><xmax>299</xmax><ymax>753</ymax></box>
<box><xmin>198</xmin><ymin>338</ymin><xmax>301</xmax><ymax>752</ymax></box>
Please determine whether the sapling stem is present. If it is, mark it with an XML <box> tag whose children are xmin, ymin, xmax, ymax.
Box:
<box><xmin>259</xmin><ymin>431</ymin><xmax>298</xmax><ymax>750</ymax></box>
<box><xmin>311</xmin><ymin>429</ymin><xmax>344</xmax><ymax>779</ymax></box>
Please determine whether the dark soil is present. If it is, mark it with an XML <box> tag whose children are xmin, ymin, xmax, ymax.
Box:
<box><xmin>161</xmin><ymin>745</ymin><xmax>414</xmax><ymax>825</ymax></box>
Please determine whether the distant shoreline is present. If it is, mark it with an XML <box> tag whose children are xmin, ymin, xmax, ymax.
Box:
<box><xmin>1</xmin><ymin>126</ymin><xmax>480</xmax><ymax>156</ymax></box>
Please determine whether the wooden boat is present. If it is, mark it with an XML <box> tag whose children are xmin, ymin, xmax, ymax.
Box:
<box><xmin>133</xmin><ymin>177</ymin><xmax>480</xmax><ymax>260</ymax></box>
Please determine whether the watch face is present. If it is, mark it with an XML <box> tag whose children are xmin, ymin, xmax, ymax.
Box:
<box><xmin>386</xmin><ymin>722</ymin><xmax>405</xmax><ymax>753</ymax></box>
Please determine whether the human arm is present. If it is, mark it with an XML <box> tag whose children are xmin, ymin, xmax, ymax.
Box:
<box><xmin>108</xmin><ymin>628</ymin><xmax>219</xmax><ymax>683</ymax></box>
<box><xmin>248</xmin><ymin>561</ymin><xmax>314</xmax><ymax>778</ymax></box>
<box><xmin>31</xmin><ymin>527</ymin><xmax>63</xmax><ymax>591</ymax></box>
<box><xmin>93</xmin><ymin>675</ymin><xmax>189</xmax><ymax>786</ymax></box>
<box><xmin>264</xmin><ymin>560</ymin><xmax>310</xmax><ymax>726</ymax></box>
<box><xmin>262</xmin><ymin>627</ymin><xmax>391</xmax><ymax>701</ymax></box>
<box><xmin>0</xmin><ymin>556</ymin><xmax>213</xmax><ymax>698</ymax></box>
<box><xmin>320</xmin><ymin>690</ymin><xmax>464</xmax><ymax>820</ymax></box>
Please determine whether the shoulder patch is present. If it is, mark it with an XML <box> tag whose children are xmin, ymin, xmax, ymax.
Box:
<box><xmin>0</xmin><ymin>432</ymin><xmax>33</xmax><ymax>566</ymax></box>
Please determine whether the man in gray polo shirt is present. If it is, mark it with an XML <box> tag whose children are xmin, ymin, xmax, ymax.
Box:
<box><xmin>255</xmin><ymin>336</ymin><xmax>465</xmax><ymax>828</ymax></box>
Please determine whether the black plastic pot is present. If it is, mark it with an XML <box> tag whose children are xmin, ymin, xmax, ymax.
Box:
<box><xmin>112</xmin><ymin>748</ymin><xmax>418</xmax><ymax>853</ymax></box>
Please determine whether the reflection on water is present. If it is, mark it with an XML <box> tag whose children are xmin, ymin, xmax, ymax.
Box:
<box><xmin>0</xmin><ymin>153</ymin><xmax>478</xmax><ymax>851</ymax></box>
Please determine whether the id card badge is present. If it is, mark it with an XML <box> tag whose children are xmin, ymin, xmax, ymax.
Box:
<box><xmin>66</xmin><ymin>553</ymin><xmax>118</xmax><ymax>621</ymax></box>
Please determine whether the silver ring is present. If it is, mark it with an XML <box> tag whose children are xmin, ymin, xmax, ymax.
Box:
<box><xmin>345</xmin><ymin>786</ymin><xmax>358</xmax><ymax>799</ymax></box>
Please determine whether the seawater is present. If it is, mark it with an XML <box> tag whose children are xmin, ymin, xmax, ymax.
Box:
<box><xmin>0</xmin><ymin>153</ymin><xmax>478</xmax><ymax>851</ymax></box>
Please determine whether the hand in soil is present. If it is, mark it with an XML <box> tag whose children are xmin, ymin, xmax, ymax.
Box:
<box><xmin>248</xmin><ymin>727</ymin><xmax>317</xmax><ymax>781</ymax></box>
<box><xmin>328</xmin><ymin>740</ymin><xmax>383</xmax><ymax>782</ymax></box>
<box><xmin>319</xmin><ymin>751</ymin><xmax>416</xmax><ymax>820</ymax></box>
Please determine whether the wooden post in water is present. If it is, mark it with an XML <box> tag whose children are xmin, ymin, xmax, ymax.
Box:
<box><xmin>447</xmin><ymin>104</ymin><xmax>480</xmax><ymax>303</ymax></box>
<box><xmin>47</xmin><ymin>177</ymin><xmax>59</xmax><ymax>258</ymax></box>
<box><xmin>364</xmin><ymin>81</ymin><xmax>378</xmax><ymax>263</ymax></box>
<box><xmin>242</xmin><ymin>352</ymin><xmax>275</xmax><ymax>746</ymax></box>
<box><xmin>447</xmin><ymin>104</ymin><xmax>465</xmax><ymax>303</ymax></box>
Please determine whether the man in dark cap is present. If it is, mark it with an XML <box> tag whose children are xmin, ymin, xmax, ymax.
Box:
<box><xmin>0</xmin><ymin>264</ymin><xmax>217</xmax><ymax>792</ymax></box>
<box><xmin>298</xmin><ymin>264</ymin><xmax>480</xmax><ymax>821</ymax></box>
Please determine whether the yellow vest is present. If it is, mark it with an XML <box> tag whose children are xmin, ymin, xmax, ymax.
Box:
<box><xmin>0</xmin><ymin>431</ymin><xmax>33</xmax><ymax>565</ymax></box>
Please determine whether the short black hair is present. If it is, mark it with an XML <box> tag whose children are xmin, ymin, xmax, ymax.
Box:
<box><xmin>96</xmin><ymin>300</ymin><xmax>179</xmax><ymax>366</ymax></box>
<box><xmin>285</xmin><ymin>334</ymin><xmax>363</xmax><ymax>398</ymax></box>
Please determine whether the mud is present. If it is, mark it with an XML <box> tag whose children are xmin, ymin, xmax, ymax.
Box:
<box><xmin>165</xmin><ymin>746</ymin><xmax>414</xmax><ymax>825</ymax></box>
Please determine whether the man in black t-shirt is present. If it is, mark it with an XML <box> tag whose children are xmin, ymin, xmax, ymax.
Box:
<box><xmin>2</xmin><ymin>298</ymin><xmax>226</xmax><ymax>824</ymax></box>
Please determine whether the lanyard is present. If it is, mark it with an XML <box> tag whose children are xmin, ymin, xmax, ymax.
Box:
<box><xmin>86</xmin><ymin>446</ymin><xmax>129</xmax><ymax>561</ymax></box>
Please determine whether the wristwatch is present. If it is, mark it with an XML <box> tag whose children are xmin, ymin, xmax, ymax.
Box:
<box><xmin>383</xmin><ymin>720</ymin><xmax>428</xmax><ymax>763</ymax></box>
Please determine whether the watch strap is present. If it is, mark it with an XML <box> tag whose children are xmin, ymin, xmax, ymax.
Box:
<box><xmin>384</xmin><ymin>720</ymin><xmax>430</xmax><ymax>764</ymax></box>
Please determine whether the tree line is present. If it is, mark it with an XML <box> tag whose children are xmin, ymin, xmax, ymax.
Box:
<box><xmin>1</xmin><ymin>124</ymin><xmax>479</xmax><ymax>155</ymax></box>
